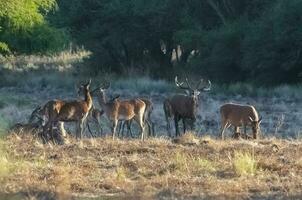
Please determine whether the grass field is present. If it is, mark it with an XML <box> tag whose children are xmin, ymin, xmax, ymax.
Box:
<box><xmin>0</xmin><ymin>133</ymin><xmax>301</xmax><ymax>199</ymax></box>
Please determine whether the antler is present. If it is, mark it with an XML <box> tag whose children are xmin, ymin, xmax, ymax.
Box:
<box><xmin>90</xmin><ymin>81</ymin><xmax>110</xmax><ymax>94</ymax></box>
<box><xmin>197</xmin><ymin>79</ymin><xmax>211</xmax><ymax>91</ymax></box>
<box><xmin>185</xmin><ymin>77</ymin><xmax>193</xmax><ymax>90</ymax></box>
<box><xmin>101</xmin><ymin>81</ymin><xmax>110</xmax><ymax>90</ymax></box>
<box><xmin>175</xmin><ymin>76</ymin><xmax>191</xmax><ymax>90</ymax></box>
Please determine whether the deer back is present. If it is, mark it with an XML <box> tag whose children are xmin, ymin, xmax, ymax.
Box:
<box><xmin>114</xmin><ymin>98</ymin><xmax>145</xmax><ymax>120</ymax></box>
<box><xmin>56</xmin><ymin>101</ymin><xmax>91</xmax><ymax>121</ymax></box>
<box><xmin>220</xmin><ymin>103</ymin><xmax>259</xmax><ymax>126</ymax></box>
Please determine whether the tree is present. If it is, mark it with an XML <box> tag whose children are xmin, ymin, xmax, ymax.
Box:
<box><xmin>0</xmin><ymin>0</ymin><xmax>67</xmax><ymax>54</ymax></box>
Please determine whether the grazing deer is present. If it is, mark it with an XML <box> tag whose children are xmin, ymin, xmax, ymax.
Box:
<box><xmin>95</xmin><ymin>82</ymin><xmax>146</xmax><ymax>140</ymax></box>
<box><xmin>165</xmin><ymin>76</ymin><xmax>211</xmax><ymax>137</ymax></box>
<box><xmin>220</xmin><ymin>103</ymin><xmax>262</xmax><ymax>140</ymax></box>
<box><xmin>119</xmin><ymin>98</ymin><xmax>155</xmax><ymax>138</ymax></box>
<box><xmin>42</xmin><ymin>80</ymin><xmax>93</xmax><ymax>142</ymax></box>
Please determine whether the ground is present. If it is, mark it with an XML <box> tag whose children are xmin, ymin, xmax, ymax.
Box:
<box><xmin>0</xmin><ymin>133</ymin><xmax>302</xmax><ymax>199</ymax></box>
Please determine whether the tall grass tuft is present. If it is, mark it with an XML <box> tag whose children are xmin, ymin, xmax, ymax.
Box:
<box><xmin>233</xmin><ymin>151</ymin><xmax>258</xmax><ymax>176</ymax></box>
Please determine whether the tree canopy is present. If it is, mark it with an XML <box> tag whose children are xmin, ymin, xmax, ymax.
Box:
<box><xmin>0</xmin><ymin>0</ymin><xmax>67</xmax><ymax>54</ymax></box>
<box><xmin>1</xmin><ymin>0</ymin><xmax>302</xmax><ymax>85</ymax></box>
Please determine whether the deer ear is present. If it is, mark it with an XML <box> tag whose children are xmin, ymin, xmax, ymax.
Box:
<box><xmin>258</xmin><ymin>116</ymin><xmax>262</xmax><ymax>124</ymax></box>
<box><xmin>248</xmin><ymin>116</ymin><xmax>253</xmax><ymax>122</ymax></box>
<box><xmin>113</xmin><ymin>94</ymin><xmax>120</xmax><ymax>99</ymax></box>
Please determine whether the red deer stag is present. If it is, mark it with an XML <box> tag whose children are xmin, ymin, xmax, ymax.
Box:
<box><xmin>42</xmin><ymin>80</ymin><xmax>93</xmax><ymax>142</ymax></box>
<box><xmin>164</xmin><ymin>76</ymin><xmax>211</xmax><ymax>137</ymax></box>
<box><xmin>220</xmin><ymin>103</ymin><xmax>262</xmax><ymax>140</ymax></box>
<box><xmin>96</xmin><ymin>82</ymin><xmax>146</xmax><ymax>140</ymax></box>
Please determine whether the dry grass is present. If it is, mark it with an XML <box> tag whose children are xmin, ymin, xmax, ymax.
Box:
<box><xmin>0</xmin><ymin>133</ymin><xmax>301</xmax><ymax>199</ymax></box>
<box><xmin>0</xmin><ymin>49</ymin><xmax>91</xmax><ymax>72</ymax></box>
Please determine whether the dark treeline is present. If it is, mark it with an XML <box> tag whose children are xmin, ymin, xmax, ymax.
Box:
<box><xmin>1</xmin><ymin>0</ymin><xmax>302</xmax><ymax>85</ymax></box>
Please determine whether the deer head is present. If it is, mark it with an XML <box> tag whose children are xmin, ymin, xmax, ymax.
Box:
<box><xmin>76</xmin><ymin>79</ymin><xmax>92</xmax><ymax>97</ymax></box>
<box><xmin>249</xmin><ymin>116</ymin><xmax>262</xmax><ymax>135</ymax></box>
<box><xmin>175</xmin><ymin>76</ymin><xmax>211</xmax><ymax>103</ymax></box>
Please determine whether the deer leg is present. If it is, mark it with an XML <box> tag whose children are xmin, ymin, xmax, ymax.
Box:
<box><xmin>166</xmin><ymin>117</ymin><xmax>171</xmax><ymax>137</ymax></box>
<box><xmin>50</xmin><ymin>121</ymin><xmax>56</xmax><ymax>144</ymax></box>
<box><xmin>151</xmin><ymin>120</ymin><xmax>155</xmax><ymax>137</ymax></box>
<box><xmin>182</xmin><ymin>118</ymin><xmax>186</xmax><ymax>134</ymax></box>
<box><xmin>117</xmin><ymin>121</ymin><xmax>121</xmax><ymax>137</ymax></box>
<box><xmin>133</xmin><ymin>115</ymin><xmax>145</xmax><ymax>141</ymax></box>
<box><xmin>41</xmin><ymin>122</ymin><xmax>50</xmax><ymax>144</ymax></box>
<box><xmin>59</xmin><ymin>122</ymin><xmax>67</xmax><ymax>137</ymax></box>
<box><xmin>96</xmin><ymin>115</ymin><xmax>103</xmax><ymax>136</ymax></box>
<box><xmin>243</xmin><ymin>124</ymin><xmax>248</xmax><ymax>139</ymax></box>
<box><xmin>87</xmin><ymin>120</ymin><xmax>96</xmax><ymax>138</ymax></box>
<box><xmin>192</xmin><ymin>118</ymin><xmax>196</xmax><ymax>131</ymax></box>
<box><xmin>79</xmin><ymin>119</ymin><xmax>85</xmax><ymax>139</ymax></box>
<box><xmin>233</xmin><ymin>126</ymin><xmax>240</xmax><ymax>139</ymax></box>
<box><xmin>112</xmin><ymin>120</ymin><xmax>118</xmax><ymax>140</ymax></box>
<box><xmin>127</xmin><ymin>120</ymin><xmax>133</xmax><ymax>138</ymax></box>
<box><xmin>92</xmin><ymin>116</ymin><xmax>101</xmax><ymax>137</ymax></box>
<box><xmin>122</xmin><ymin>121</ymin><xmax>128</xmax><ymax>138</ymax></box>
<box><xmin>220</xmin><ymin>122</ymin><xmax>228</xmax><ymax>140</ymax></box>
<box><xmin>174</xmin><ymin>115</ymin><xmax>180</xmax><ymax>137</ymax></box>
<box><xmin>76</xmin><ymin>121</ymin><xmax>81</xmax><ymax>140</ymax></box>
<box><xmin>146</xmin><ymin>120</ymin><xmax>153</xmax><ymax>137</ymax></box>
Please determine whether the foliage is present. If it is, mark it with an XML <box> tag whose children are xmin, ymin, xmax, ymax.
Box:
<box><xmin>0</xmin><ymin>0</ymin><xmax>68</xmax><ymax>54</ymax></box>
<box><xmin>1</xmin><ymin>0</ymin><xmax>302</xmax><ymax>85</ymax></box>
<box><xmin>47</xmin><ymin>0</ymin><xmax>302</xmax><ymax>85</ymax></box>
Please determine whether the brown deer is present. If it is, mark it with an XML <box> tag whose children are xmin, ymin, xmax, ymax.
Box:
<box><xmin>220</xmin><ymin>103</ymin><xmax>262</xmax><ymax>140</ymax></box>
<box><xmin>118</xmin><ymin>98</ymin><xmax>155</xmax><ymax>138</ymax></box>
<box><xmin>42</xmin><ymin>80</ymin><xmax>93</xmax><ymax>142</ymax></box>
<box><xmin>164</xmin><ymin>76</ymin><xmax>211</xmax><ymax>137</ymax></box>
<box><xmin>76</xmin><ymin>85</ymin><xmax>104</xmax><ymax>137</ymax></box>
<box><xmin>95</xmin><ymin>82</ymin><xmax>146</xmax><ymax>140</ymax></box>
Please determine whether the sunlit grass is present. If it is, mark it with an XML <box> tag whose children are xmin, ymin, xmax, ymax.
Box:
<box><xmin>233</xmin><ymin>150</ymin><xmax>258</xmax><ymax>176</ymax></box>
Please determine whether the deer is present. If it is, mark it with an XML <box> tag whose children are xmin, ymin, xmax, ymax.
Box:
<box><xmin>76</xmin><ymin>84</ymin><xmax>104</xmax><ymax>137</ymax></box>
<box><xmin>118</xmin><ymin>98</ymin><xmax>155</xmax><ymax>138</ymax></box>
<box><xmin>42</xmin><ymin>80</ymin><xmax>93</xmax><ymax>142</ymax></box>
<box><xmin>95</xmin><ymin>82</ymin><xmax>146</xmax><ymax>140</ymax></box>
<box><xmin>220</xmin><ymin>103</ymin><xmax>262</xmax><ymax>140</ymax></box>
<box><xmin>164</xmin><ymin>76</ymin><xmax>211</xmax><ymax>137</ymax></box>
<box><xmin>10</xmin><ymin>106</ymin><xmax>44</xmax><ymax>135</ymax></box>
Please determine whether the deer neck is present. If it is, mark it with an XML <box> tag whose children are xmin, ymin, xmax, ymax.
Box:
<box><xmin>84</xmin><ymin>89</ymin><xmax>93</xmax><ymax>110</ymax></box>
<box><xmin>98</xmin><ymin>91</ymin><xmax>108</xmax><ymax>106</ymax></box>
<box><xmin>98</xmin><ymin>91</ymin><xmax>113</xmax><ymax>115</ymax></box>
<box><xmin>97</xmin><ymin>92</ymin><xmax>118</xmax><ymax>119</ymax></box>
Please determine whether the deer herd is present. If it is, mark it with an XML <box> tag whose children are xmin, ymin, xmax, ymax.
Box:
<box><xmin>21</xmin><ymin>77</ymin><xmax>262</xmax><ymax>144</ymax></box>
